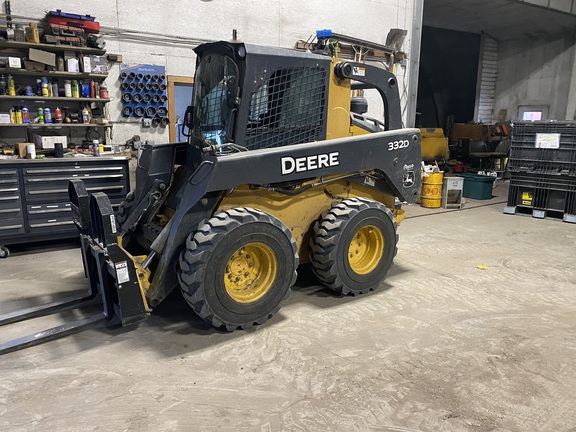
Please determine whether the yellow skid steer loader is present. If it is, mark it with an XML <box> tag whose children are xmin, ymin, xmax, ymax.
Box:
<box><xmin>0</xmin><ymin>38</ymin><xmax>421</xmax><ymax>354</ymax></box>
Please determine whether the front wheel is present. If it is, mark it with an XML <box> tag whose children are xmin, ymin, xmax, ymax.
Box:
<box><xmin>309</xmin><ymin>197</ymin><xmax>397</xmax><ymax>295</ymax></box>
<box><xmin>0</xmin><ymin>246</ymin><xmax>9</xmax><ymax>259</ymax></box>
<box><xmin>178</xmin><ymin>207</ymin><xmax>298</xmax><ymax>331</ymax></box>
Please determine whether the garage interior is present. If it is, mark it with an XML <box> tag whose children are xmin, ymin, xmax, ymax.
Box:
<box><xmin>1</xmin><ymin>1</ymin><xmax>576</xmax><ymax>431</ymax></box>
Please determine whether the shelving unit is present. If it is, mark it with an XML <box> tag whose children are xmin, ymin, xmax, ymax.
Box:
<box><xmin>0</xmin><ymin>123</ymin><xmax>111</xmax><ymax>128</ymax></box>
<box><xmin>0</xmin><ymin>40</ymin><xmax>106</xmax><ymax>55</ymax></box>
<box><xmin>0</xmin><ymin>95</ymin><xmax>110</xmax><ymax>102</ymax></box>
<box><xmin>0</xmin><ymin>68</ymin><xmax>108</xmax><ymax>80</ymax></box>
<box><xmin>0</xmin><ymin>39</ymin><xmax>110</xmax><ymax>146</ymax></box>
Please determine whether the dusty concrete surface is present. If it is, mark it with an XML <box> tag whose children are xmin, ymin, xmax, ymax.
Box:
<box><xmin>1</xmin><ymin>195</ymin><xmax>576</xmax><ymax>431</ymax></box>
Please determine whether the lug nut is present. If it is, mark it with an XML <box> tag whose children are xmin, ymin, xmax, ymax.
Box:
<box><xmin>244</xmin><ymin>272</ymin><xmax>249</xmax><ymax>277</ymax></box>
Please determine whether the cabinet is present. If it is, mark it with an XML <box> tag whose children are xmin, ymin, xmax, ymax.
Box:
<box><xmin>0</xmin><ymin>40</ymin><xmax>110</xmax><ymax>146</ymax></box>
<box><xmin>0</xmin><ymin>157</ymin><xmax>129</xmax><ymax>256</ymax></box>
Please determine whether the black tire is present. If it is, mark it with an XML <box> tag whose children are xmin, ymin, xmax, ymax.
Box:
<box><xmin>178</xmin><ymin>207</ymin><xmax>298</xmax><ymax>331</ymax></box>
<box><xmin>0</xmin><ymin>246</ymin><xmax>9</xmax><ymax>259</ymax></box>
<box><xmin>115</xmin><ymin>191</ymin><xmax>135</xmax><ymax>230</ymax></box>
<box><xmin>309</xmin><ymin>197</ymin><xmax>397</xmax><ymax>295</ymax></box>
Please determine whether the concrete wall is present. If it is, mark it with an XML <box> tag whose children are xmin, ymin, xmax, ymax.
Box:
<box><xmin>15</xmin><ymin>0</ymin><xmax>415</xmax><ymax>145</ymax></box>
<box><xmin>493</xmin><ymin>32</ymin><xmax>576</xmax><ymax>121</ymax></box>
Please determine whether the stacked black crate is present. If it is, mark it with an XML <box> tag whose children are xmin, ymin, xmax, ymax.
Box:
<box><xmin>504</xmin><ymin>121</ymin><xmax>576</xmax><ymax>223</ymax></box>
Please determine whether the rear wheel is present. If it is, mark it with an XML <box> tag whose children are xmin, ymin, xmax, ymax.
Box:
<box><xmin>310</xmin><ymin>197</ymin><xmax>397</xmax><ymax>295</ymax></box>
<box><xmin>178</xmin><ymin>207</ymin><xmax>298</xmax><ymax>331</ymax></box>
<box><xmin>0</xmin><ymin>246</ymin><xmax>9</xmax><ymax>259</ymax></box>
<box><xmin>115</xmin><ymin>191</ymin><xmax>135</xmax><ymax>230</ymax></box>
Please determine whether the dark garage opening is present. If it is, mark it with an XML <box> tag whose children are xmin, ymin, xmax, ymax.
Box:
<box><xmin>416</xmin><ymin>26</ymin><xmax>481</xmax><ymax>129</ymax></box>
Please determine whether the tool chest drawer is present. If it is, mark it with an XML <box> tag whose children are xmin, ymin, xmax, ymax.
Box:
<box><xmin>0</xmin><ymin>157</ymin><xmax>129</xmax><ymax>248</ymax></box>
<box><xmin>23</xmin><ymin>163</ymin><xmax>128</xmax><ymax>203</ymax></box>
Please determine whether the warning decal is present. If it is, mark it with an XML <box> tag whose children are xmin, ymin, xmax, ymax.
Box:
<box><xmin>522</xmin><ymin>191</ymin><xmax>533</xmax><ymax>206</ymax></box>
<box><xmin>115</xmin><ymin>261</ymin><xmax>130</xmax><ymax>284</ymax></box>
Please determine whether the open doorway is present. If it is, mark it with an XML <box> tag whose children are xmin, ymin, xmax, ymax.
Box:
<box><xmin>167</xmin><ymin>76</ymin><xmax>194</xmax><ymax>142</ymax></box>
<box><xmin>416</xmin><ymin>26</ymin><xmax>481</xmax><ymax>129</ymax></box>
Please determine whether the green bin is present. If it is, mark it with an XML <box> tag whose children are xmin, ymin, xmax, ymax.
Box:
<box><xmin>455</xmin><ymin>173</ymin><xmax>496</xmax><ymax>200</ymax></box>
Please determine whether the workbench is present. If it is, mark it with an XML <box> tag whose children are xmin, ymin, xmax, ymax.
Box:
<box><xmin>0</xmin><ymin>157</ymin><xmax>129</xmax><ymax>256</ymax></box>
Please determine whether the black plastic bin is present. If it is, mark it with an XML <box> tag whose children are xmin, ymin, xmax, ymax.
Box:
<box><xmin>504</xmin><ymin>171</ymin><xmax>576</xmax><ymax>223</ymax></box>
<box><xmin>509</xmin><ymin>121</ymin><xmax>576</xmax><ymax>177</ymax></box>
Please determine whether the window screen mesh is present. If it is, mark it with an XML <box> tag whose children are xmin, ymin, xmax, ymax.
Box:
<box><xmin>245</xmin><ymin>67</ymin><xmax>327</xmax><ymax>150</ymax></box>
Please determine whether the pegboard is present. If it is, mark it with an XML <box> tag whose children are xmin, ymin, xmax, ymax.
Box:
<box><xmin>120</xmin><ymin>64</ymin><xmax>169</xmax><ymax>126</ymax></box>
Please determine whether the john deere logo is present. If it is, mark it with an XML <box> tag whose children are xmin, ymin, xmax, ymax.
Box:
<box><xmin>281</xmin><ymin>152</ymin><xmax>340</xmax><ymax>175</ymax></box>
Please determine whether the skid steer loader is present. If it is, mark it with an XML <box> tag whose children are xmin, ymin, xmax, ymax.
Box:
<box><xmin>0</xmin><ymin>39</ymin><xmax>421</xmax><ymax>354</ymax></box>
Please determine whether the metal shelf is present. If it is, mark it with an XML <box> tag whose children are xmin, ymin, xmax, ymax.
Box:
<box><xmin>0</xmin><ymin>123</ymin><xmax>111</xmax><ymax>128</ymax></box>
<box><xmin>0</xmin><ymin>68</ymin><xmax>108</xmax><ymax>80</ymax></box>
<box><xmin>0</xmin><ymin>95</ymin><xmax>109</xmax><ymax>103</ymax></box>
<box><xmin>0</xmin><ymin>40</ymin><xmax>106</xmax><ymax>55</ymax></box>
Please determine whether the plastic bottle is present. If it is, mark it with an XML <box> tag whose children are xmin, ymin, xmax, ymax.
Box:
<box><xmin>82</xmin><ymin>106</ymin><xmax>90</xmax><ymax>124</ymax></box>
<box><xmin>41</xmin><ymin>77</ymin><xmax>49</xmax><ymax>97</ymax></box>
<box><xmin>36</xmin><ymin>79</ymin><xmax>42</xmax><ymax>96</ymax></box>
<box><xmin>99</xmin><ymin>82</ymin><xmax>109</xmax><ymax>99</ymax></box>
<box><xmin>25</xmin><ymin>85</ymin><xmax>33</xmax><ymax>96</ymax></box>
<box><xmin>71</xmin><ymin>80</ymin><xmax>79</xmax><ymax>98</ymax></box>
<box><xmin>7</xmin><ymin>75</ymin><xmax>15</xmax><ymax>96</ymax></box>
<box><xmin>64</xmin><ymin>80</ymin><xmax>72</xmax><ymax>98</ymax></box>
<box><xmin>22</xmin><ymin>105</ymin><xmax>30</xmax><ymax>124</ymax></box>
<box><xmin>54</xmin><ymin>107</ymin><xmax>62</xmax><ymax>124</ymax></box>
<box><xmin>89</xmin><ymin>80</ymin><xmax>95</xmax><ymax>98</ymax></box>
<box><xmin>37</xmin><ymin>107</ymin><xmax>44</xmax><ymax>124</ymax></box>
<box><xmin>44</xmin><ymin>107</ymin><xmax>52</xmax><ymax>124</ymax></box>
<box><xmin>57</xmin><ymin>56</ymin><xmax>65</xmax><ymax>72</ymax></box>
<box><xmin>0</xmin><ymin>75</ymin><xmax>6</xmax><ymax>95</ymax></box>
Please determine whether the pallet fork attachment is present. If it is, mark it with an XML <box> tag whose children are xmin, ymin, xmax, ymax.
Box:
<box><xmin>0</xmin><ymin>180</ymin><xmax>149</xmax><ymax>355</ymax></box>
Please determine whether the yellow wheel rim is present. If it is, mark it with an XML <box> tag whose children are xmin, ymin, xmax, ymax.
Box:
<box><xmin>347</xmin><ymin>225</ymin><xmax>384</xmax><ymax>275</ymax></box>
<box><xmin>224</xmin><ymin>242</ymin><xmax>277</xmax><ymax>303</ymax></box>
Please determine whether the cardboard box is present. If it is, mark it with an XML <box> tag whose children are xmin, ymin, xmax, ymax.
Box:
<box><xmin>89</xmin><ymin>55</ymin><xmax>108</xmax><ymax>73</ymax></box>
<box><xmin>28</xmin><ymin>48</ymin><xmax>56</xmax><ymax>67</ymax></box>
<box><xmin>66</xmin><ymin>58</ymin><xmax>79</xmax><ymax>72</ymax></box>
<box><xmin>24</xmin><ymin>60</ymin><xmax>46</xmax><ymax>71</ymax></box>
<box><xmin>82</xmin><ymin>56</ymin><xmax>91</xmax><ymax>73</ymax></box>
<box><xmin>17</xmin><ymin>142</ymin><xmax>34</xmax><ymax>158</ymax></box>
<box><xmin>32</xmin><ymin>133</ymin><xmax>68</xmax><ymax>150</ymax></box>
<box><xmin>8</xmin><ymin>57</ymin><xmax>22</xmax><ymax>68</ymax></box>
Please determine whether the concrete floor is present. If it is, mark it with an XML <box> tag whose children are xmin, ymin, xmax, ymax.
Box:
<box><xmin>1</xmin><ymin>183</ymin><xmax>576</xmax><ymax>431</ymax></box>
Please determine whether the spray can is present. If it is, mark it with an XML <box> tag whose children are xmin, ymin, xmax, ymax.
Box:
<box><xmin>7</xmin><ymin>75</ymin><xmax>15</xmax><ymax>96</ymax></box>
<box><xmin>89</xmin><ymin>80</ymin><xmax>95</xmax><ymax>98</ymax></box>
<box><xmin>15</xmin><ymin>106</ymin><xmax>22</xmax><ymax>124</ymax></box>
<box><xmin>51</xmin><ymin>79</ymin><xmax>59</xmax><ymax>98</ymax></box>
<box><xmin>37</xmin><ymin>107</ymin><xmax>44</xmax><ymax>124</ymax></box>
<box><xmin>82</xmin><ymin>106</ymin><xmax>90</xmax><ymax>124</ymax></box>
<box><xmin>71</xmin><ymin>80</ymin><xmax>79</xmax><ymax>98</ymax></box>
<box><xmin>64</xmin><ymin>80</ymin><xmax>72</xmax><ymax>98</ymax></box>
<box><xmin>36</xmin><ymin>79</ymin><xmax>42</xmax><ymax>96</ymax></box>
<box><xmin>22</xmin><ymin>105</ymin><xmax>30</xmax><ymax>124</ymax></box>
<box><xmin>92</xmin><ymin>139</ymin><xmax>100</xmax><ymax>156</ymax></box>
<box><xmin>44</xmin><ymin>107</ymin><xmax>52</xmax><ymax>124</ymax></box>
<box><xmin>0</xmin><ymin>75</ymin><xmax>6</xmax><ymax>95</ymax></box>
<box><xmin>54</xmin><ymin>107</ymin><xmax>62</xmax><ymax>124</ymax></box>
<box><xmin>10</xmin><ymin>107</ymin><xmax>16</xmax><ymax>123</ymax></box>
